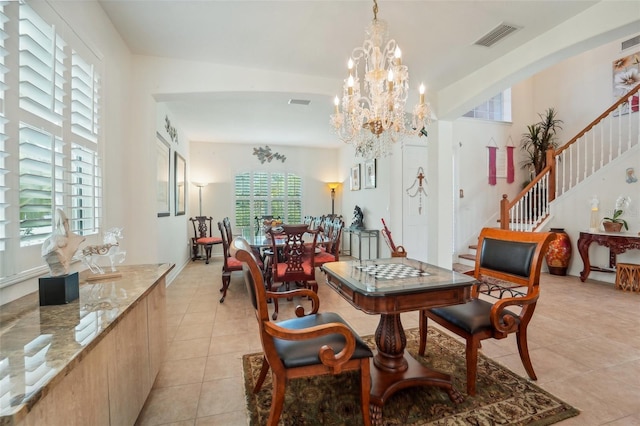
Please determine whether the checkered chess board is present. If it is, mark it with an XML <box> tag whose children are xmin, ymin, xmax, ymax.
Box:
<box><xmin>356</xmin><ymin>263</ymin><xmax>431</xmax><ymax>281</ymax></box>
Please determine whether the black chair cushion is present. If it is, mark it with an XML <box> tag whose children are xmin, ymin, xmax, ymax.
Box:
<box><xmin>430</xmin><ymin>299</ymin><xmax>520</xmax><ymax>334</ymax></box>
<box><xmin>274</xmin><ymin>312</ymin><xmax>373</xmax><ymax>368</ymax></box>
<box><xmin>480</xmin><ymin>238</ymin><xmax>536</xmax><ymax>278</ymax></box>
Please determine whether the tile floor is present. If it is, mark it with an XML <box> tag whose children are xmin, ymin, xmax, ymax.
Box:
<box><xmin>136</xmin><ymin>257</ymin><xmax>640</xmax><ymax>426</ymax></box>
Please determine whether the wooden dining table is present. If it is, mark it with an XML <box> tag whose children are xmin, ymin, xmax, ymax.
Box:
<box><xmin>321</xmin><ymin>257</ymin><xmax>476</xmax><ymax>425</ymax></box>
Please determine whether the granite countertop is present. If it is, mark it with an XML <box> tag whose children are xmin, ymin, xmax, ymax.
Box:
<box><xmin>0</xmin><ymin>264</ymin><xmax>174</xmax><ymax>424</ymax></box>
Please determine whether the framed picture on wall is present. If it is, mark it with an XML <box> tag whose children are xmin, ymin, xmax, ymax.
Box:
<box><xmin>364</xmin><ymin>159</ymin><xmax>376</xmax><ymax>189</ymax></box>
<box><xmin>175</xmin><ymin>152</ymin><xmax>186</xmax><ymax>215</ymax></box>
<box><xmin>350</xmin><ymin>164</ymin><xmax>361</xmax><ymax>191</ymax></box>
<box><xmin>156</xmin><ymin>134</ymin><xmax>170</xmax><ymax>217</ymax></box>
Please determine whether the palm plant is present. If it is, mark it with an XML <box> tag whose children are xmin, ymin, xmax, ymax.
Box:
<box><xmin>521</xmin><ymin>108</ymin><xmax>563</xmax><ymax>180</ymax></box>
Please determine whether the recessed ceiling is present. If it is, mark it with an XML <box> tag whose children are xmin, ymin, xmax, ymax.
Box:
<box><xmin>99</xmin><ymin>0</ymin><xmax>599</xmax><ymax>147</ymax></box>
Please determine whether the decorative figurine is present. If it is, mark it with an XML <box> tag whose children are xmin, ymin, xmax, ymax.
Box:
<box><xmin>81</xmin><ymin>227</ymin><xmax>126</xmax><ymax>277</ymax></box>
<box><xmin>351</xmin><ymin>205</ymin><xmax>364</xmax><ymax>229</ymax></box>
<box><xmin>41</xmin><ymin>209</ymin><xmax>85</xmax><ymax>277</ymax></box>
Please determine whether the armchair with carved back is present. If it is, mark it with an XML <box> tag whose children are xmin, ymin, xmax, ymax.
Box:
<box><xmin>230</xmin><ymin>236</ymin><xmax>373</xmax><ymax>426</ymax></box>
<box><xmin>189</xmin><ymin>216</ymin><xmax>222</xmax><ymax>264</ymax></box>
<box><xmin>418</xmin><ymin>227</ymin><xmax>555</xmax><ymax>396</ymax></box>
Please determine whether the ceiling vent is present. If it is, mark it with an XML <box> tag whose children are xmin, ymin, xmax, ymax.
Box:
<box><xmin>474</xmin><ymin>23</ymin><xmax>520</xmax><ymax>47</ymax></box>
<box><xmin>288</xmin><ymin>99</ymin><xmax>311</xmax><ymax>106</ymax></box>
<box><xmin>622</xmin><ymin>35</ymin><xmax>640</xmax><ymax>51</ymax></box>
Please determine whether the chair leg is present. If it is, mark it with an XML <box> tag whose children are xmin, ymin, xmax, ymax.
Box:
<box><xmin>466</xmin><ymin>338</ymin><xmax>480</xmax><ymax>396</ymax></box>
<box><xmin>418</xmin><ymin>310</ymin><xmax>428</xmax><ymax>356</ymax></box>
<box><xmin>219</xmin><ymin>273</ymin><xmax>230</xmax><ymax>303</ymax></box>
<box><xmin>253</xmin><ymin>356</ymin><xmax>270</xmax><ymax>393</ymax></box>
<box><xmin>204</xmin><ymin>244</ymin><xmax>212</xmax><ymax>264</ymax></box>
<box><xmin>267</xmin><ymin>374</ymin><xmax>286</xmax><ymax>426</ymax></box>
<box><xmin>516</xmin><ymin>327</ymin><xmax>537</xmax><ymax>380</ymax></box>
<box><xmin>360</xmin><ymin>359</ymin><xmax>372</xmax><ymax>426</ymax></box>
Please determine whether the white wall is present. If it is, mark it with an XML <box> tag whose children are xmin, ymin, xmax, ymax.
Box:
<box><xmin>189</xmin><ymin>141</ymin><xmax>340</xmax><ymax>246</ymax></box>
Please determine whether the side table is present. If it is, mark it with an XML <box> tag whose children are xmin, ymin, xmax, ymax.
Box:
<box><xmin>343</xmin><ymin>228</ymin><xmax>380</xmax><ymax>260</ymax></box>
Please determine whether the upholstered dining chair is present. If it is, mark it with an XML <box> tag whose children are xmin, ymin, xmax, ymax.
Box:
<box><xmin>267</xmin><ymin>224</ymin><xmax>319</xmax><ymax>320</ymax></box>
<box><xmin>217</xmin><ymin>219</ymin><xmax>243</xmax><ymax>303</ymax></box>
<box><xmin>418</xmin><ymin>227</ymin><xmax>555</xmax><ymax>396</ymax></box>
<box><xmin>230</xmin><ymin>236</ymin><xmax>373</xmax><ymax>426</ymax></box>
<box><xmin>315</xmin><ymin>216</ymin><xmax>345</xmax><ymax>266</ymax></box>
<box><xmin>189</xmin><ymin>216</ymin><xmax>222</xmax><ymax>264</ymax></box>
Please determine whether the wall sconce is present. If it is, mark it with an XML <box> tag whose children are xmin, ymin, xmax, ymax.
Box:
<box><xmin>193</xmin><ymin>182</ymin><xmax>209</xmax><ymax>216</ymax></box>
<box><xmin>327</xmin><ymin>182</ymin><xmax>340</xmax><ymax>216</ymax></box>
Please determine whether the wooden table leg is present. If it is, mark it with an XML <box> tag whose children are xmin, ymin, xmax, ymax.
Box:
<box><xmin>369</xmin><ymin>313</ymin><xmax>464</xmax><ymax>426</ymax></box>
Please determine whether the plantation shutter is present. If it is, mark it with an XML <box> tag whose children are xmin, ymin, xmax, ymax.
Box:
<box><xmin>0</xmin><ymin>3</ymin><xmax>8</xmax><ymax>252</ymax></box>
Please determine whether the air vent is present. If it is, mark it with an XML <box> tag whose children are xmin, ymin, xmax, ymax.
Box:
<box><xmin>622</xmin><ymin>35</ymin><xmax>640</xmax><ymax>51</ymax></box>
<box><xmin>288</xmin><ymin>99</ymin><xmax>311</xmax><ymax>106</ymax></box>
<box><xmin>474</xmin><ymin>23</ymin><xmax>520</xmax><ymax>47</ymax></box>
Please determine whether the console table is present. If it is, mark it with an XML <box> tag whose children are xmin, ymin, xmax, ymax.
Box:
<box><xmin>0</xmin><ymin>264</ymin><xmax>173</xmax><ymax>426</ymax></box>
<box><xmin>577</xmin><ymin>232</ymin><xmax>640</xmax><ymax>281</ymax></box>
<box><xmin>342</xmin><ymin>228</ymin><xmax>380</xmax><ymax>260</ymax></box>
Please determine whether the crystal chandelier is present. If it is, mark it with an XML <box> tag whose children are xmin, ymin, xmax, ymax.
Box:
<box><xmin>330</xmin><ymin>0</ymin><xmax>431</xmax><ymax>159</ymax></box>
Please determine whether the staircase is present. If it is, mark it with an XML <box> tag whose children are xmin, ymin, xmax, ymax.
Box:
<box><xmin>499</xmin><ymin>83</ymin><xmax>640</xmax><ymax>232</ymax></box>
<box><xmin>457</xmin><ymin>83</ymin><xmax>639</xmax><ymax>266</ymax></box>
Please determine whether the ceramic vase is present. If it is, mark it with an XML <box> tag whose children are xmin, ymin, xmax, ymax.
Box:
<box><xmin>546</xmin><ymin>228</ymin><xmax>572</xmax><ymax>276</ymax></box>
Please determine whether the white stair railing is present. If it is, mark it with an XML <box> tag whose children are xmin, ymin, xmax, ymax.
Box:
<box><xmin>501</xmin><ymin>83</ymin><xmax>640</xmax><ymax>231</ymax></box>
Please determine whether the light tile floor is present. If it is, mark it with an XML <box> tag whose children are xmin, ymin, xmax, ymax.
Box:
<box><xmin>136</xmin><ymin>258</ymin><xmax>640</xmax><ymax>426</ymax></box>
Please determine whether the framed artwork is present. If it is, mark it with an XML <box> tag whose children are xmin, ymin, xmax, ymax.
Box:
<box><xmin>174</xmin><ymin>152</ymin><xmax>186</xmax><ymax>216</ymax></box>
<box><xmin>364</xmin><ymin>159</ymin><xmax>376</xmax><ymax>189</ymax></box>
<box><xmin>156</xmin><ymin>134</ymin><xmax>170</xmax><ymax>217</ymax></box>
<box><xmin>350</xmin><ymin>164</ymin><xmax>361</xmax><ymax>191</ymax></box>
<box><xmin>612</xmin><ymin>51</ymin><xmax>639</xmax><ymax>115</ymax></box>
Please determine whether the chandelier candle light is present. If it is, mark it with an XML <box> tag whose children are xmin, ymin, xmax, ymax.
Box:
<box><xmin>331</xmin><ymin>0</ymin><xmax>431</xmax><ymax>159</ymax></box>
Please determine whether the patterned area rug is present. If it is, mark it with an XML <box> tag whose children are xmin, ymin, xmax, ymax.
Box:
<box><xmin>243</xmin><ymin>327</ymin><xmax>579</xmax><ymax>425</ymax></box>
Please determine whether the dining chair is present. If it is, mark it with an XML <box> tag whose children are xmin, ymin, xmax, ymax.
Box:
<box><xmin>418</xmin><ymin>227</ymin><xmax>555</xmax><ymax>395</ymax></box>
<box><xmin>267</xmin><ymin>224</ymin><xmax>319</xmax><ymax>320</ymax></box>
<box><xmin>315</xmin><ymin>216</ymin><xmax>345</xmax><ymax>266</ymax></box>
<box><xmin>217</xmin><ymin>219</ymin><xmax>244</xmax><ymax>303</ymax></box>
<box><xmin>189</xmin><ymin>216</ymin><xmax>222</xmax><ymax>264</ymax></box>
<box><xmin>230</xmin><ymin>236</ymin><xmax>373</xmax><ymax>426</ymax></box>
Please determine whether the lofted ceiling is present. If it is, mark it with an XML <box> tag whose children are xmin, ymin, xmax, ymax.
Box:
<box><xmin>98</xmin><ymin>0</ymin><xmax>600</xmax><ymax>148</ymax></box>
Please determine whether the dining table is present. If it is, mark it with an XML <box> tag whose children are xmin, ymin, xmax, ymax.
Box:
<box><xmin>320</xmin><ymin>257</ymin><xmax>476</xmax><ymax>425</ymax></box>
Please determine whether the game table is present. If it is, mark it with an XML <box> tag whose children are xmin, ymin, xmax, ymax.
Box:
<box><xmin>321</xmin><ymin>258</ymin><xmax>476</xmax><ymax>425</ymax></box>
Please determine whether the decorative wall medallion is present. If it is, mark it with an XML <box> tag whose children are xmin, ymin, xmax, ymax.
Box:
<box><xmin>253</xmin><ymin>145</ymin><xmax>286</xmax><ymax>164</ymax></box>
<box><xmin>165</xmin><ymin>115</ymin><xmax>178</xmax><ymax>143</ymax></box>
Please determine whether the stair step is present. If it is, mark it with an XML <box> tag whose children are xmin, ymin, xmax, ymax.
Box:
<box><xmin>459</xmin><ymin>254</ymin><xmax>476</xmax><ymax>261</ymax></box>
<box><xmin>469</xmin><ymin>244</ymin><xmax>477</xmax><ymax>250</ymax></box>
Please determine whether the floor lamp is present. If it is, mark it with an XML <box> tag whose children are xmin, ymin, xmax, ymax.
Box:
<box><xmin>327</xmin><ymin>183</ymin><xmax>340</xmax><ymax>216</ymax></box>
<box><xmin>194</xmin><ymin>182</ymin><xmax>208</xmax><ymax>216</ymax></box>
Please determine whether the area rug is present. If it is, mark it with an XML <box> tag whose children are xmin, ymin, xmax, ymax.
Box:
<box><xmin>243</xmin><ymin>327</ymin><xmax>579</xmax><ymax>425</ymax></box>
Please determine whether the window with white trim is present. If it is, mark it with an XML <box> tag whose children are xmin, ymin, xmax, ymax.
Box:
<box><xmin>463</xmin><ymin>88</ymin><xmax>512</xmax><ymax>122</ymax></box>
<box><xmin>0</xmin><ymin>2</ymin><xmax>102</xmax><ymax>281</ymax></box>
<box><xmin>235</xmin><ymin>172</ymin><xmax>302</xmax><ymax>234</ymax></box>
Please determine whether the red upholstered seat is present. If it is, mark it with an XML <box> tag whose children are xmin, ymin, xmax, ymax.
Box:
<box><xmin>218</xmin><ymin>217</ymin><xmax>262</xmax><ymax>302</ymax></box>
<box><xmin>197</xmin><ymin>237</ymin><xmax>222</xmax><ymax>245</ymax></box>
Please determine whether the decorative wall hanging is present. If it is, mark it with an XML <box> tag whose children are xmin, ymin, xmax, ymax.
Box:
<box><xmin>164</xmin><ymin>115</ymin><xmax>178</xmax><ymax>143</ymax></box>
<box><xmin>174</xmin><ymin>152</ymin><xmax>186</xmax><ymax>216</ymax></box>
<box><xmin>506</xmin><ymin>136</ymin><xmax>515</xmax><ymax>184</ymax></box>
<box><xmin>626</xmin><ymin>167</ymin><xmax>637</xmax><ymax>183</ymax></box>
<box><xmin>487</xmin><ymin>138</ymin><xmax>498</xmax><ymax>185</ymax></box>
<box><xmin>253</xmin><ymin>145</ymin><xmax>286</xmax><ymax>164</ymax></box>
<box><xmin>405</xmin><ymin>167</ymin><xmax>427</xmax><ymax>214</ymax></box>
<box><xmin>350</xmin><ymin>164</ymin><xmax>361</xmax><ymax>191</ymax></box>
<box><xmin>156</xmin><ymin>133</ymin><xmax>170</xmax><ymax>217</ymax></box>
<box><xmin>364</xmin><ymin>159</ymin><xmax>376</xmax><ymax>189</ymax></box>
<box><xmin>612</xmin><ymin>52</ymin><xmax>639</xmax><ymax>115</ymax></box>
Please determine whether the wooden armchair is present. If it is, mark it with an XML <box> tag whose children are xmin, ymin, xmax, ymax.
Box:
<box><xmin>418</xmin><ymin>227</ymin><xmax>555</xmax><ymax>396</ymax></box>
<box><xmin>230</xmin><ymin>236</ymin><xmax>373</xmax><ymax>426</ymax></box>
<box><xmin>189</xmin><ymin>216</ymin><xmax>222</xmax><ymax>264</ymax></box>
<box><xmin>267</xmin><ymin>224</ymin><xmax>319</xmax><ymax>320</ymax></box>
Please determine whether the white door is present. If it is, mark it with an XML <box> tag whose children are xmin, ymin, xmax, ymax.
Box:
<box><xmin>402</xmin><ymin>145</ymin><xmax>429</xmax><ymax>261</ymax></box>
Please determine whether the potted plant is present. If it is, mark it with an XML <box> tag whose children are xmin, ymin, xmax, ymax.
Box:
<box><xmin>602</xmin><ymin>195</ymin><xmax>630</xmax><ymax>232</ymax></box>
<box><xmin>520</xmin><ymin>108</ymin><xmax>563</xmax><ymax>185</ymax></box>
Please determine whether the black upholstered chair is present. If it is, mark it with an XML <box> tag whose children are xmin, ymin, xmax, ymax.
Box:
<box><xmin>418</xmin><ymin>227</ymin><xmax>555</xmax><ymax>396</ymax></box>
<box><xmin>231</xmin><ymin>236</ymin><xmax>373</xmax><ymax>426</ymax></box>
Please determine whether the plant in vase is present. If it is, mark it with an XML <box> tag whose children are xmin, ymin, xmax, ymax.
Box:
<box><xmin>602</xmin><ymin>195</ymin><xmax>630</xmax><ymax>232</ymax></box>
